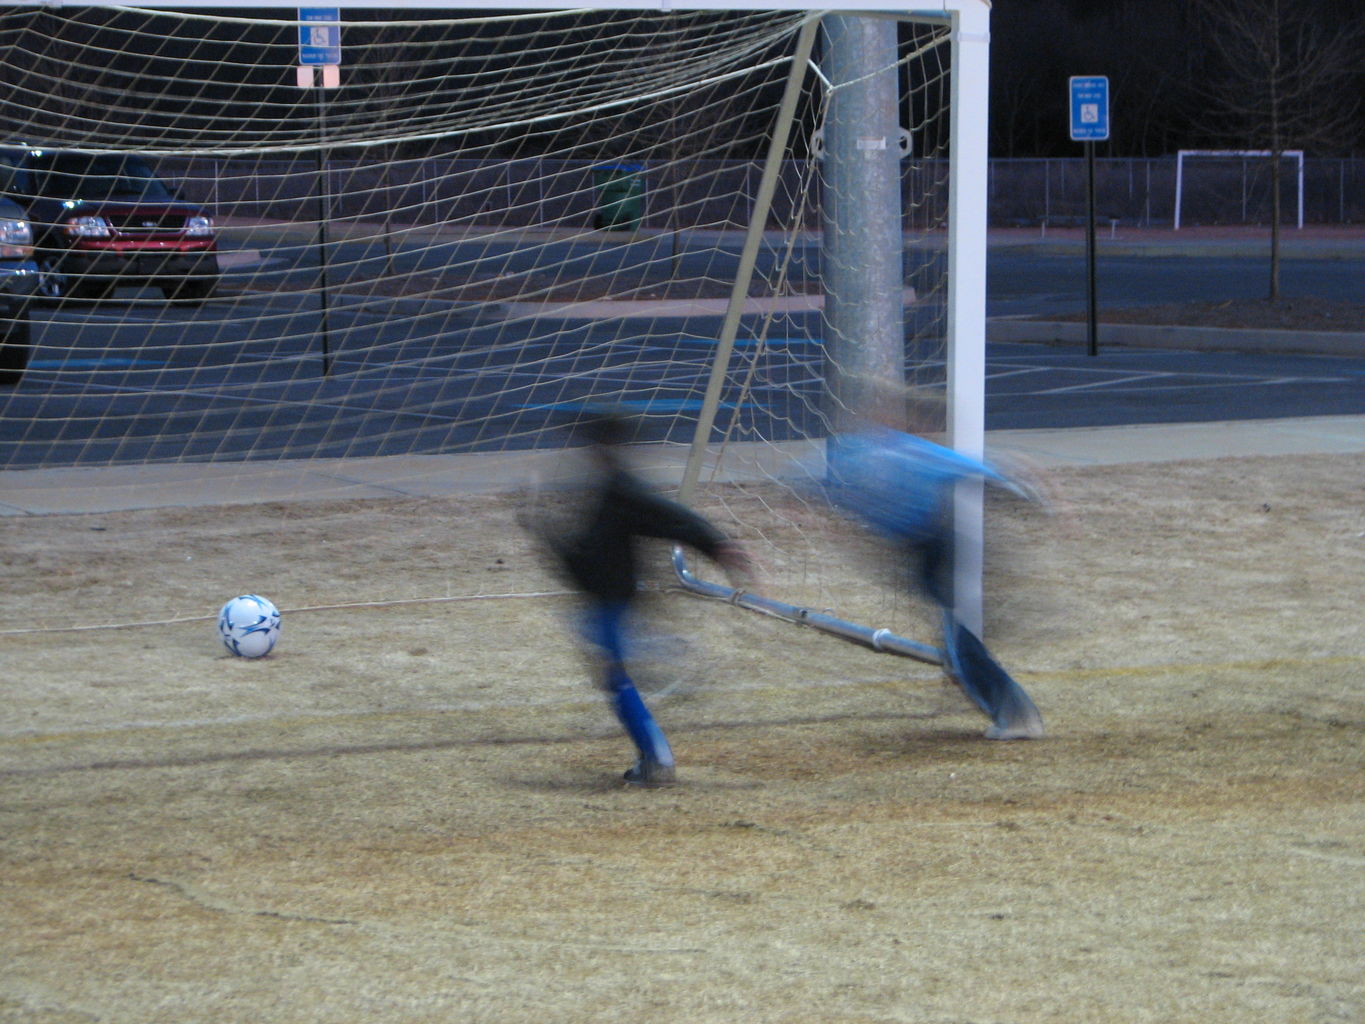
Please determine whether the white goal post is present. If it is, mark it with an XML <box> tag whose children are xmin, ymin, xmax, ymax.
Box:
<box><xmin>1174</xmin><ymin>149</ymin><xmax>1304</xmax><ymax>230</ymax></box>
<box><xmin>0</xmin><ymin>2</ymin><xmax>994</xmax><ymax>660</ymax></box>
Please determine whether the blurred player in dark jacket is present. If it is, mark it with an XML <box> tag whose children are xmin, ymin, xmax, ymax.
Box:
<box><xmin>541</xmin><ymin>412</ymin><xmax>754</xmax><ymax>787</ymax></box>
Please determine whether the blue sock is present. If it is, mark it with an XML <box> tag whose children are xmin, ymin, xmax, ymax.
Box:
<box><xmin>609</xmin><ymin>673</ymin><xmax>674</xmax><ymax>768</ymax></box>
<box><xmin>587</xmin><ymin>601</ymin><xmax>674</xmax><ymax>767</ymax></box>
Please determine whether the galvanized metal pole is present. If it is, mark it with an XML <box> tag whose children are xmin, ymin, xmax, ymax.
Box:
<box><xmin>820</xmin><ymin>13</ymin><xmax>905</xmax><ymax>433</ymax></box>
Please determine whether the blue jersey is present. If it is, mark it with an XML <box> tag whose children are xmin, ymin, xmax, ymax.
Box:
<box><xmin>826</xmin><ymin>429</ymin><xmax>1009</xmax><ymax>541</ymax></box>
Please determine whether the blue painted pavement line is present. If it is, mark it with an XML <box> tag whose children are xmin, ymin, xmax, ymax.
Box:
<box><xmin>519</xmin><ymin>399</ymin><xmax>767</xmax><ymax>414</ymax></box>
<box><xmin>30</xmin><ymin>358</ymin><xmax>166</xmax><ymax>369</ymax></box>
<box><xmin>669</xmin><ymin>336</ymin><xmax>823</xmax><ymax>348</ymax></box>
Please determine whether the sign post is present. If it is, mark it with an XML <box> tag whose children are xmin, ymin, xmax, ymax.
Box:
<box><xmin>299</xmin><ymin>9</ymin><xmax>341</xmax><ymax>375</ymax></box>
<box><xmin>1069</xmin><ymin>76</ymin><xmax>1108</xmax><ymax>357</ymax></box>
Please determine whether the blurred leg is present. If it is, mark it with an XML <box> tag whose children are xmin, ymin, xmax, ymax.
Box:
<box><xmin>586</xmin><ymin>601</ymin><xmax>675</xmax><ymax>771</ymax></box>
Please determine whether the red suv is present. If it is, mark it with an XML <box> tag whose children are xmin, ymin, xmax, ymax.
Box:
<box><xmin>0</xmin><ymin>147</ymin><xmax>219</xmax><ymax>304</ymax></box>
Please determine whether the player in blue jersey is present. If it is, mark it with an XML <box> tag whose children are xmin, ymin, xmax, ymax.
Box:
<box><xmin>824</xmin><ymin>420</ymin><xmax>1046</xmax><ymax>740</ymax></box>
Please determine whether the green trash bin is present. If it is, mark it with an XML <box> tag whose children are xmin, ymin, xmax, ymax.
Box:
<box><xmin>593</xmin><ymin>163</ymin><xmax>645</xmax><ymax>231</ymax></box>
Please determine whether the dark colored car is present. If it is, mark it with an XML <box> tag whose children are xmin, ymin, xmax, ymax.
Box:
<box><xmin>0</xmin><ymin>147</ymin><xmax>219</xmax><ymax>304</ymax></box>
<box><xmin>0</xmin><ymin>194</ymin><xmax>38</xmax><ymax>384</ymax></box>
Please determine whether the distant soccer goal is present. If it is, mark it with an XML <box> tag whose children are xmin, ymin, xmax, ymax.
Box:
<box><xmin>0</xmin><ymin>3</ymin><xmax>991</xmax><ymax>654</ymax></box>
<box><xmin>1174</xmin><ymin>149</ymin><xmax>1304</xmax><ymax>229</ymax></box>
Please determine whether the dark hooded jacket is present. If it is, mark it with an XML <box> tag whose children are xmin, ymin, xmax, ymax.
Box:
<box><xmin>551</xmin><ymin>468</ymin><xmax>728</xmax><ymax>603</ymax></box>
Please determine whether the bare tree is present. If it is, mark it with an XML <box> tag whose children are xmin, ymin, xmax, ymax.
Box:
<box><xmin>1192</xmin><ymin>0</ymin><xmax>1365</xmax><ymax>298</ymax></box>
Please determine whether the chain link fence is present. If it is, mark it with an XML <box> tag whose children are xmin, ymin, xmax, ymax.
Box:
<box><xmin>989</xmin><ymin>156</ymin><xmax>1363</xmax><ymax>228</ymax></box>
<box><xmin>160</xmin><ymin>155</ymin><xmax>1363</xmax><ymax>231</ymax></box>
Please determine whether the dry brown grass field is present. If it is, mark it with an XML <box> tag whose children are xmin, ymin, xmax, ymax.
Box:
<box><xmin>1</xmin><ymin>450</ymin><xmax>1361</xmax><ymax>1023</ymax></box>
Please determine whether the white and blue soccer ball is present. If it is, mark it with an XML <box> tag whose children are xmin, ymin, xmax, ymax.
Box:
<box><xmin>218</xmin><ymin>594</ymin><xmax>281</xmax><ymax>659</ymax></box>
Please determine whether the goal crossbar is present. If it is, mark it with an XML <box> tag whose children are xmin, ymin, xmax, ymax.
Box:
<box><xmin>27</xmin><ymin>2</ymin><xmax>980</xmax><ymax>12</ymax></box>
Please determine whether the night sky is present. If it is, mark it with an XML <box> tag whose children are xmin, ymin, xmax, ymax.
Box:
<box><xmin>989</xmin><ymin>0</ymin><xmax>1365</xmax><ymax>157</ymax></box>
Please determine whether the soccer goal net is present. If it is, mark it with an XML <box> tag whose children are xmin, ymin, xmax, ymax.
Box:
<box><xmin>0</xmin><ymin>3</ymin><xmax>990</xmax><ymax>663</ymax></box>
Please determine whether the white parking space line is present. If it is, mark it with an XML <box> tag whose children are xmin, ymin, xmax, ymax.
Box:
<box><xmin>1031</xmin><ymin>371</ymin><xmax>1175</xmax><ymax>395</ymax></box>
<box><xmin>984</xmin><ymin>366</ymin><xmax>1049</xmax><ymax>382</ymax></box>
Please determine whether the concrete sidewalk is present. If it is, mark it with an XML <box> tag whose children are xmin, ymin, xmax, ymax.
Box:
<box><xmin>3</xmin><ymin>415</ymin><xmax>1362</xmax><ymax>517</ymax></box>
<box><xmin>986</xmin><ymin>415</ymin><xmax>1365</xmax><ymax>467</ymax></box>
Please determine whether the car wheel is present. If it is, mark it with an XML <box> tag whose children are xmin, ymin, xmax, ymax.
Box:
<box><xmin>36</xmin><ymin>257</ymin><xmax>70</xmax><ymax>304</ymax></box>
<box><xmin>162</xmin><ymin>276</ymin><xmax>217</xmax><ymax>305</ymax></box>
<box><xmin>38</xmin><ymin>259</ymin><xmax>110</xmax><ymax>304</ymax></box>
<box><xmin>0</xmin><ymin>307</ymin><xmax>32</xmax><ymax>386</ymax></box>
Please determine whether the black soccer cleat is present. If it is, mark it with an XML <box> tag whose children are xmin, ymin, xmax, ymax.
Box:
<box><xmin>623</xmin><ymin>761</ymin><xmax>677</xmax><ymax>788</ymax></box>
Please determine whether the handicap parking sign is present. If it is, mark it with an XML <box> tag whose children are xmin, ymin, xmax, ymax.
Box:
<box><xmin>298</xmin><ymin>8</ymin><xmax>341</xmax><ymax>66</ymax></box>
<box><xmin>1069</xmin><ymin>76</ymin><xmax>1109</xmax><ymax>142</ymax></box>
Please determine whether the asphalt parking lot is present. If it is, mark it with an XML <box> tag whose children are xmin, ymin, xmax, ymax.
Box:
<box><xmin>2</xmin><ymin>224</ymin><xmax>1361</xmax><ymax>477</ymax></box>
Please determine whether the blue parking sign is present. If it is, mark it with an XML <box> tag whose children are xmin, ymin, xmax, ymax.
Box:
<box><xmin>299</xmin><ymin>8</ymin><xmax>341</xmax><ymax>67</ymax></box>
<box><xmin>1069</xmin><ymin>76</ymin><xmax>1109</xmax><ymax>142</ymax></box>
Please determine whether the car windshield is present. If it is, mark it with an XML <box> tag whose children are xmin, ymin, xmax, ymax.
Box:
<box><xmin>33</xmin><ymin>154</ymin><xmax>175</xmax><ymax>201</ymax></box>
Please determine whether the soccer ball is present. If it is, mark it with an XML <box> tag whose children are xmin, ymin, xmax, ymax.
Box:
<box><xmin>218</xmin><ymin>594</ymin><xmax>281</xmax><ymax>658</ymax></box>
